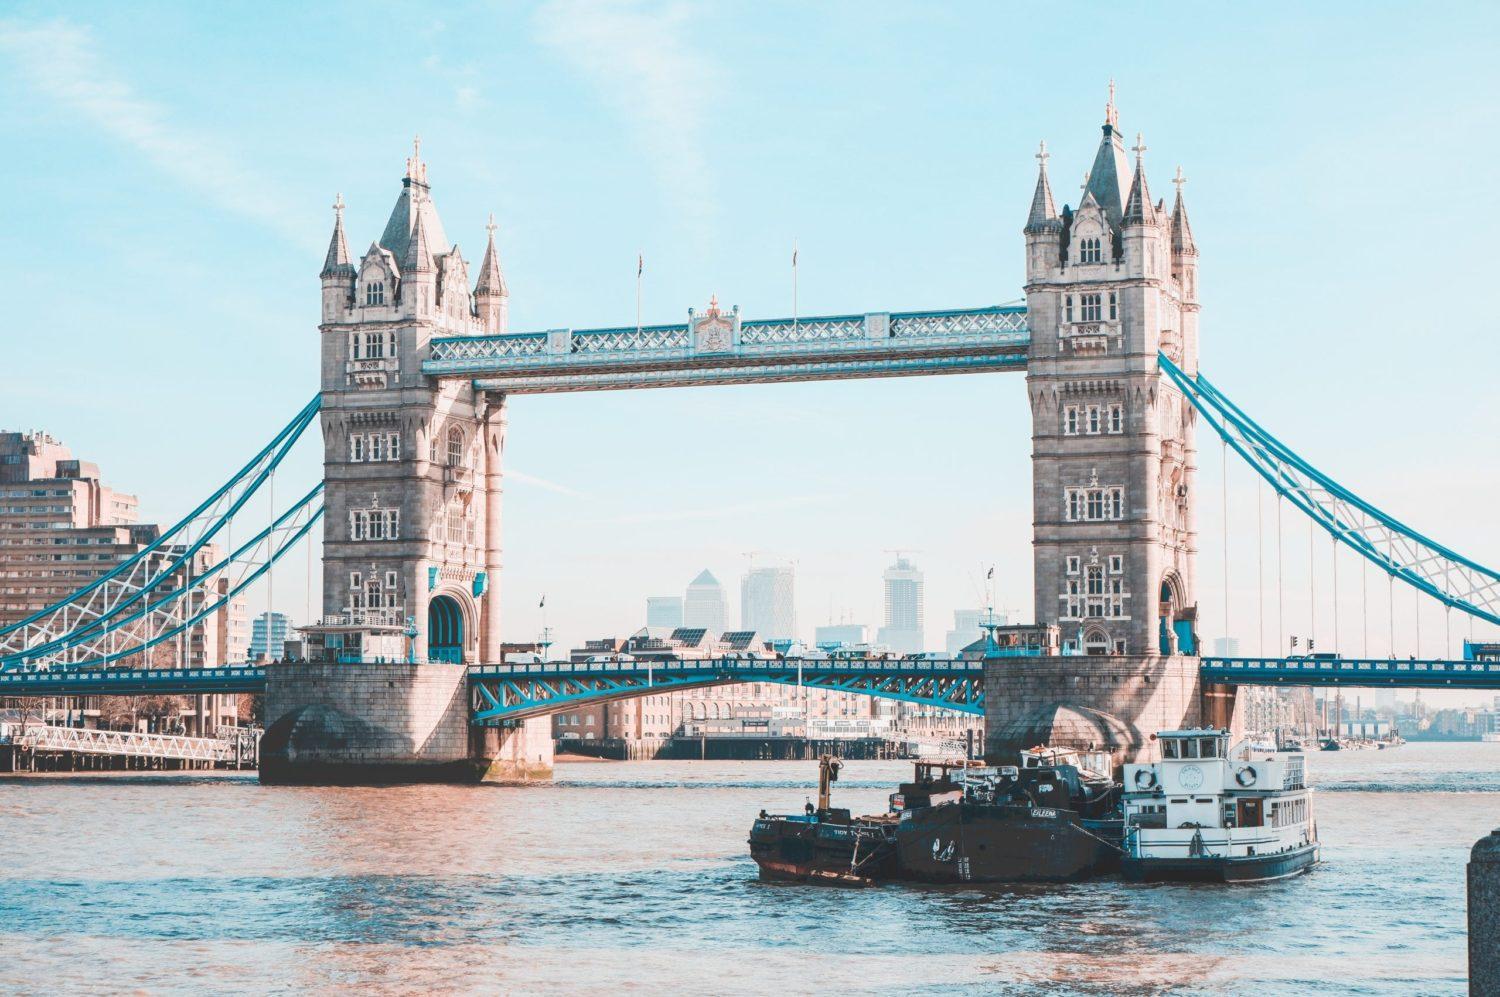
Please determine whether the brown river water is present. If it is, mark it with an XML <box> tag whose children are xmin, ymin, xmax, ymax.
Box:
<box><xmin>0</xmin><ymin>742</ymin><xmax>1495</xmax><ymax>995</ymax></box>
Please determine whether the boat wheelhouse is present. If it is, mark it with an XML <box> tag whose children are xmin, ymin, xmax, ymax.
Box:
<box><xmin>1121</xmin><ymin>728</ymin><xmax>1318</xmax><ymax>883</ymax></box>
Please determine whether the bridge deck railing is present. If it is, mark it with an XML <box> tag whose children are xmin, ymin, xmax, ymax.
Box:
<box><xmin>468</xmin><ymin>657</ymin><xmax>988</xmax><ymax>679</ymax></box>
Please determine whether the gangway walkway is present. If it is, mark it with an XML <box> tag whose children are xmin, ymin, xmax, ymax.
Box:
<box><xmin>1</xmin><ymin>724</ymin><xmax>260</xmax><ymax>772</ymax></box>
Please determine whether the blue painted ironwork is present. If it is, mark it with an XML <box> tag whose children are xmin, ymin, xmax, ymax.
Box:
<box><xmin>467</xmin><ymin>657</ymin><xmax>986</xmax><ymax>724</ymax></box>
<box><xmin>1201</xmin><ymin>656</ymin><xmax>1500</xmax><ymax>689</ymax></box>
<box><xmin>0</xmin><ymin>396</ymin><xmax>323</xmax><ymax>667</ymax></box>
<box><xmin>423</xmin><ymin>305</ymin><xmax>1030</xmax><ymax>392</ymax></box>
<box><xmin>1159</xmin><ymin>354</ymin><xmax>1500</xmax><ymax>626</ymax></box>
<box><xmin>0</xmin><ymin>666</ymin><xmax>267</xmax><ymax>697</ymax></box>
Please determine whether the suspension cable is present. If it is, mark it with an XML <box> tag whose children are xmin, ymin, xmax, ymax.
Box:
<box><xmin>1362</xmin><ymin>555</ymin><xmax>1369</xmax><ymax>659</ymax></box>
<box><xmin>1309</xmin><ymin>517</ymin><xmax>1317</xmax><ymax>652</ymax></box>
<box><xmin>1258</xmin><ymin>477</ymin><xmax>1265</xmax><ymax>656</ymax></box>
<box><xmin>1388</xmin><ymin>571</ymin><xmax>1395</xmax><ymax>657</ymax></box>
<box><xmin>1414</xmin><ymin>584</ymin><xmax>1422</xmax><ymax>659</ymax></box>
<box><xmin>1277</xmin><ymin>495</ymin><xmax>1285</xmax><ymax>654</ymax></box>
<box><xmin>1222</xmin><ymin>439</ymin><xmax>1230</xmax><ymax>644</ymax></box>
<box><xmin>1332</xmin><ymin>534</ymin><xmax>1340</xmax><ymax>655</ymax></box>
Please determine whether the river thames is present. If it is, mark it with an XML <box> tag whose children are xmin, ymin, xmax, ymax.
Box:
<box><xmin>0</xmin><ymin>742</ymin><xmax>1493</xmax><ymax>995</ymax></box>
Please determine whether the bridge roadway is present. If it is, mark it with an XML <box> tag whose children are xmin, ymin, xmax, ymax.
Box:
<box><xmin>422</xmin><ymin>305</ymin><xmax>1031</xmax><ymax>392</ymax></box>
<box><xmin>4</xmin><ymin>655</ymin><xmax>1497</xmax><ymax>713</ymax></box>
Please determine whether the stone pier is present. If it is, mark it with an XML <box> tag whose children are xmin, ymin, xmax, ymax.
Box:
<box><xmin>983</xmin><ymin>654</ymin><xmax>1240</xmax><ymax>766</ymax></box>
<box><xmin>259</xmin><ymin>662</ymin><xmax>552</xmax><ymax>785</ymax></box>
<box><xmin>1472</xmin><ymin>827</ymin><xmax>1500</xmax><ymax>995</ymax></box>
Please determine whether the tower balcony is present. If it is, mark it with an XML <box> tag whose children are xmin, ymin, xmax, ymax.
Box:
<box><xmin>347</xmin><ymin>357</ymin><xmax>400</xmax><ymax>389</ymax></box>
<box><xmin>1060</xmin><ymin>322</ymin><xmax>1121</xmax><ymax>355</ymax></box>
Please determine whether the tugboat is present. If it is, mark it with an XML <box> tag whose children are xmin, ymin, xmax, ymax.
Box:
<box><xmin>1121</xmin><ymin>729</ymin><xmax>1319</xmax><ymax>883</ymax></box>
<box><xmin>747</xmin><ymin>755</ymin><xmax>898</xmax><ymax>884</ymax></box>
<box><xmin>893</xmin><ymin>746</ymin><xmax>1123</xmax><ymax>883</ymax></box>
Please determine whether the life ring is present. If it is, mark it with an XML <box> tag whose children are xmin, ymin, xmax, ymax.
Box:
<box><xmin>1133</xmin><ymin>768</ymin><xmax>1157</xmax><ymax>790</ymax></box>
<box><xmin>1235</xmin><ymin>766</ymin><xmax>1257</xmax><ymax>787</ymax></box>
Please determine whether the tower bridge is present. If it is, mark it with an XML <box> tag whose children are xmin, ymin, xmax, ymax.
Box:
<box><xmin>4</xmin><ymin>91</ymin><xmax>1497</xmax><ymax>782</ymax></box>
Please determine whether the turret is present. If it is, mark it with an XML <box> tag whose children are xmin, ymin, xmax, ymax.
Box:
<box><xmin>320</xmin><ymin>193</ymin><xmax>355</xmax><ymax>321</ymax></box>
<box><xmin>474</xmin><ymin>214</ymin><xmax>509</xmax><ymax>334</ymax></box>
<box><xmin>1169</xmin><ymin>166</ymin><xmax>1198</xmax><ymax>303</ymax></box>
<box><xmin>1121</xmin><ymin>133</ymin><xmax>1163</xmax><ymax>280</ymax></box>
<box><xmin>1024</xmin><ymin>141</ymin><xmax>1062</xmax><ymax>279</ymax></box>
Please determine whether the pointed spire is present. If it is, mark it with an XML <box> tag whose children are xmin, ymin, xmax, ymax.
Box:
<box><xmin>1026</xmin><ymin>140</ymin><xmax>1060</xmax><ymax>231</ymax></box>
<box><xmin>403</xmin><ymin>203</ymin><xmax>435</xmax><ymax>274</ymax></box>
<box><xmin>475</xmin><ymin>213</ymin><xmax>508</xmax><ymax>297</ymax></box>
<box><xmin>1122</xmin><ymin>132</ymin><xmax>1156</xmax><ymax>225</ymax></box>
<box><xmin>1170</xmin><ymin>165</ymin><xmax>1196</xmax><ymax>255</ymax></box>
<box><xmin>321</xmin><ymin>193</ymin><xmax>354</xmax><ymax>277</ymax></box>
<box><xmin>1083</xmin><ymin>92</ymin><xmax>1131</xmax><ymax>228</ymax></box>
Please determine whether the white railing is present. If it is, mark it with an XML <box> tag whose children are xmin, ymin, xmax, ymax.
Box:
<box><xmin>14</xmin><ymin>723</ymin><xmax>256</xmax><ymax>764</ymax></box>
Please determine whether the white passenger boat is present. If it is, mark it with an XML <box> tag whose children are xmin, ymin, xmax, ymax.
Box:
<box><xmin>1121</xmin><ymin>728</ymin><xmax>1319</xmax><ymax>883</ymax></box>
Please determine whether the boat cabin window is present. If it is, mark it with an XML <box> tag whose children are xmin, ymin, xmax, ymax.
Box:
<box><xmin>1181</xmin><ymin>739</ymin><xmax>1200</xmax><ymax>759</ymax></box>
<box><xmin>1199</xmin><ymin>737</ymin><xmax>1220</xmax><ymax>759</ymax></box>
<box><xmin>1162</xmin><ymin>739</ymin><xmax>1180</xmax><ymax>759</ymax></box>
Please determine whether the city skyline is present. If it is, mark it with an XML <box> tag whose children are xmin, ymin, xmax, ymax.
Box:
<box><xmin>1</xmin><ymin>4</ymin><xmax>1497</xmax><ymax>698</ymax></box>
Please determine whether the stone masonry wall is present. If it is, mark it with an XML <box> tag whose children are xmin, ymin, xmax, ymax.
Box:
<box><xmin>984</xmin><ymin>654</ymin><xmax>1240</xmax><ymax>764</ymax></box>
<box><xmin>260</xmin><ymin>661</ymin><xmax>552</xmax><ymax>783</ymax></box>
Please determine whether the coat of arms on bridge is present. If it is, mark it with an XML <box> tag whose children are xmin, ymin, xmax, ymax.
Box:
<box><xmin>690</xmin><ymin>295</ymin><xmax>739</xmax><ymax>354</ymax></box>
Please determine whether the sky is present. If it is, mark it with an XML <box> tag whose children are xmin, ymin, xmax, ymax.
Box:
<box><xmin>1</xmin><ymin>2</ymin><xmax>1497</xmax><ymax>703</ymax></box>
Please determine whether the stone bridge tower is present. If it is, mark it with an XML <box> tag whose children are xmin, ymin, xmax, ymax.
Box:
<box><xmin>313</xmin><ymin>144</ymin><xmax>507</xmax><ymax>668</ymax></box>
<box><xmin>988</xmin><ymin>91</ymin><xmax>1215</xmax><ymax>763</ymax></box>
<box><xmin>1023</xmin><ymin>90</ymin><xmax>1200</xmax><ymax>658</ymax></box>
<box><xmin>260</xmin><ymin>144</ymin><xmax>551</xmax><ymax>784</ymax></box>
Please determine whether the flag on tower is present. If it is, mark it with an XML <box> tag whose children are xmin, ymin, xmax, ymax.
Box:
<box><xmin>987</xmin><ymin>566</ymin><xmax>995</xmax><ymax>580</ymax></box>
<box><xmin>637</xmin><ymin>252</ymin><xmax>643</xmax><ymax>278</ymax></box>
<box><xmin>539</xmin><ymin>595</ymin><xmax>546</xmax><ymax>609</ymax></box>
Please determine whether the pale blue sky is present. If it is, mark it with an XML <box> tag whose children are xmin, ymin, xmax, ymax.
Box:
<box><xmin>2</xmin><ymin>2</ymin><xmax>1497</xmax><ymax>682</ymax></box>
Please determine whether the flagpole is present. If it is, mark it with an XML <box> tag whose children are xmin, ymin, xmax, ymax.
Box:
<box><xmin>636</xmin><ymin>251</ymin><xmax>643</xmax><ymax>335</ymax></box>
<box><xmin>792</xmin><ymin>238</ymin><xmax>799</xmax><ymax>334</ymax></box>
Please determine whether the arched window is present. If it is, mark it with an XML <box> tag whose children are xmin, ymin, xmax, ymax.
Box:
<box><xmin>446</xmin><ymin>426</ymin><xmax>464</xmax><ymax>467</ymax></box>
<box><xmin>1079</xmin><ymin>238</ymin><xmax>1103</xmax><ymax>264</ymax></box>
<box><xmin>365</xmin><ymin>281</ymin><xmax>385</xmax><ymax>306</ymax></box>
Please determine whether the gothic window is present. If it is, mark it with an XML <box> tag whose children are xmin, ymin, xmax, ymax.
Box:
<box><xmin>369</xmin><ymin>434</ymin><xmax>385</xmax><ymax>461</ymax></box>
<box><xmin>1064</xmin><ymin>296</ymin><xmax>1073</xmax><ymax>323</ymax></box>
<box><xmin>366</xmin><ymin>281</ymin><xmax>385</xmax><ymax>306</ymax></box>
<box><xmin>1064</xmin><ymin>408</ymin><xmax>1079</xmax><ymax>435</ymax></box>
<box><xmin>1064</xmin><ymin>487</ymin><xmax>1126</xmax><ymax>522</ymax></box>
<box><xmin>1065</xmin><ymin>580</ymin><xmax>1081</xmax><ymax>618</ymax></box>
<box><xmin>1086</xmin><ymin>565</ymin><xmax>1104</xmax><ymax>596</ymax></box>
<box><xmin>1108</xmin><ymin>555</ymin><xmax>1123</xmax><ymax>574</ymax></box>
<box><xmin>1066</xmin><ymin>556</ymin><xmax>1080</xmax><ymax>575</ymax></box>
<box><xmin>446</xmin><ymin>427</ymin><xmax>464</xmax><ymax>467</ymax></box>
<box><xmin>1109</xmin><ymin>579</ymin><xmax>1125</xmax><ymax>617</ymax></box>
<box><xmin>1087</xmin><ymin>406</ymin><xmax>1101</xmax><ymax>434</ymax></box>
<box><xmin>1081</xmin><ymin>293</ymin><xmax>1102</xmax><ymax>322</ymax></box>
<box><xmin>387</xmin><ymin>432</ymin><xmax>401</xmax><ymax>460</ymax></box>
<box><xmin>349</xmin><ymin>571</ymin><xmax>362</xmax><ymax>589</ymax></box>
<box><xmin>384</xmin><ymin>570</ymin><xmax>398</xmax><ymax>589</ymax></box>
<box><xmin>1109</xmin><ymin>405</ymin><xmax>1124</xmax><ymax>433</ymax></box>
<box><xmin>446</xmin><ymin>504</ymin><xmax>464</xmax><ymax>543</ymax></box>
<box><xmin>350</xmin><ymin>436</ymin><xmax>365</xmax><ymax>462</ymax></box>
<box><xmin>429</xmin><ymin>436</ymin><xmax>438</xmax><ymax>464</ymax></box>
<box><xmin>1108</xmin><ymin>291</ymin><xmax>1118</xmax><ymax>320</ymax></box>
<box><xmin>1079</xmin><ymin>238</ymin><xmax>1103</xmax><ymax>264</ymax></box>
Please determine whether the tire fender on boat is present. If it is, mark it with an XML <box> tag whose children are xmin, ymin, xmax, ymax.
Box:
<box><xmin>1133</xmin><ymin>768</ymin><xmax>1156</xmax><ymax>790</ymax></box>
<box><xmin>1235</xmin><ymin>765</ymin><xmax>1257</xmax><ymax>787</ymax></box>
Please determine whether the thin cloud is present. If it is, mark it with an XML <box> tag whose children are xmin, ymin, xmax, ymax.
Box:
<box><xmin>534</xmin><ymin>0</ymin><xmax>719</xmax><ymax>228</ymax></box>
<box><xmin>0</xmin><ymin>18</ymin><xmax>315</xmax><ymax>250</ymax></box>
<box><xmin>595</xmin><ymin>494</ymin><xmax>836</xmax><ymax>526</ymax></box>
<box><xmin>508</xmin><ymin>468</ymin><xmax>588</xmax><ymax>498</ymax></box>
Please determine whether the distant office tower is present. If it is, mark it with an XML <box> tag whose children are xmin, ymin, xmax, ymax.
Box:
<box><xmin>683</xmin><ymin>569</ymin><xmax>728</xmax><ymax>632</ymax></box>
<box><xmin>815</xmin><ymin>623</ymin><xmax>868</xmax><ymax>649</ymax></box>
<box><xmin>741</xmin><ymin>566</ymin><xmax>796</xmax><ymax>642</ymax></box>
<box><xmin>250</xmin><ymin>612</ymin><xmax>294</xmax><ymax>662</ymax></box>
<box><xmin>1212</xmin><ymin>636</ymin><xmax>1240</xmax><ymax>657</ymax></box>
<box><xmin>876</xmin><ymin>556</ymin><xmax>925</xmax><ymax>654</ymax></box>
<box><xmin>646</xmin><ymin>596</ymin><xmax>684</xmax><ymax>629</ymax></box>
<box><xmin>946</xmin><ymin>609</ymin><xmax>1006</xmax><ymax>658</ymax></box>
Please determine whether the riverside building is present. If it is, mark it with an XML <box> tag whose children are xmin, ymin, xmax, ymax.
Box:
<box><xmin>0</xmin><ymin>431</ymin><xmax>247</xmax><ymax>730</ymax></box>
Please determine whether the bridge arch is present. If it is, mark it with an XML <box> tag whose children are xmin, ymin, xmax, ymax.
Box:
<box><xmin>427</xmin><ymin>592</ymin><xmax>470</xmax><ymax>663</ymax></box>
<box><xmin>1158</xmin><ymin>571</ymin><xmax>1187</xmax><ymax>654</ymax></box>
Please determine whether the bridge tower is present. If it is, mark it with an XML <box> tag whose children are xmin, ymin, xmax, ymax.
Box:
<box><xmin>990</xmin><ymin>91</ymin><xmax>1216</xmax><ymax>761</ymax></box>
<box><xmin>1023</xmin><ymin>90</ymin><xmax>1199</xmax><ymax>658</ymax></box>
<box><xmin>260</xmin><ymin>144</ymin><xmax>551</xmax><ymax>783</ymax></box>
